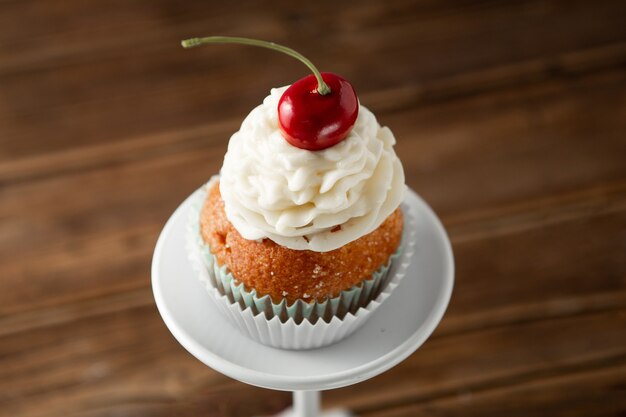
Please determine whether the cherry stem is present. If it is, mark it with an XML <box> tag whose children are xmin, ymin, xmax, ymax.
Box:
<box><xmin>181</xmin><ymin>36</ymin><xmax>331</xmax><ymax>95</ymax></box>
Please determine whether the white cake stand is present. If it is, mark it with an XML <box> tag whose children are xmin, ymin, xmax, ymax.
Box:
<box><xmin>152</xmin><ymin>188</ymin><xmax>454</xmax><ymax>417</ymax></box>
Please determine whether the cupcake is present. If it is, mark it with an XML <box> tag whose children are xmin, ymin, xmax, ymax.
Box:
<box><xmin>183</xmin><ymin>36</ymin><xmax>408</xmax><ymax>348</ymax></box>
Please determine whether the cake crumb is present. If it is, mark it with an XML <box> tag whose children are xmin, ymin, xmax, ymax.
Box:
<box><xmin>303</xmin><ymin>293</ymin><xmax>310</xmax><ymax>299</ymax></box>
<box><xmin>282</xmin><ymin>291</ymin><xmax>289</xmax><ymax>297</ymax></box>
<box><xmin>312</xmin><ymin>264</ymin><xmax>323</xmax><ymax>276</ymax></box>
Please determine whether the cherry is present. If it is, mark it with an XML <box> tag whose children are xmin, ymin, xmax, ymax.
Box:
<box><xmin>278</xmin><ymin>72</ymin><xmax>358</xmax><ymax>151</ymax></box>
<box><xmin>181</xmin><ymin>36</ymin><xmax>359</xmax><ymax>151</ymax></box>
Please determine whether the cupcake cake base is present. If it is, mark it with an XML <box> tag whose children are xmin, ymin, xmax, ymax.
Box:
<box><xmin>186</xmin><ymin>181</ymin><xmax>416</xmax><ymax>349</ymax></box>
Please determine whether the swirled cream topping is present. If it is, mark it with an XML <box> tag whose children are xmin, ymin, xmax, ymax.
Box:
<box><xmin>219</xmin><ymin>86</ymin><xmax>406</xmax><ymax>252</ymax></box>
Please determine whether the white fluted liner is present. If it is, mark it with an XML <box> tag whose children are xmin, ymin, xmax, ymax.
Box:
<box><xmin>186</xmin><ymin>185</ymin><xmax>416</xmax><ymax>350</ymax></box>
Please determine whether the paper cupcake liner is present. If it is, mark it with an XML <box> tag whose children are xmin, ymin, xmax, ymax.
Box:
<box><xmin>186</xmin><ymin>181</ymin><xmax>416</xmax><ymax>349</ymax></box>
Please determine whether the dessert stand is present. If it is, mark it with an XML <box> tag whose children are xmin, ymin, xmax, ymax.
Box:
<box><xmin>152</xmin><ymin>188</ymin><xmax>454</xmax><ymax>417</ymax></box>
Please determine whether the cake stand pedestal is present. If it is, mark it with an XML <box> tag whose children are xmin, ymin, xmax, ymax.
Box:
<box><xmin>152</xmin><ymin>188</ymin><xmax>454</xmax><ymax>417</ymax></box>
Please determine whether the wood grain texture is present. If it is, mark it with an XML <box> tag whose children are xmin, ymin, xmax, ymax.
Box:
<box><xmin>0</xmin><ymin>0</ymin><xmax>625</xmax><ymax>416</ymax></box>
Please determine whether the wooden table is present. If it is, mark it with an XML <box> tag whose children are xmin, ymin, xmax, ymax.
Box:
<box><xmin>1</xmin><ymin>1</ymin><xmax>625</xmax><ymax>416</ymax></box>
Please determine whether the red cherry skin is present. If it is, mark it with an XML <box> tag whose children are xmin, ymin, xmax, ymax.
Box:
<box><xmin>278</xmin><ymin>72</ymin><xmax>359</xmax><ymax>151</ymax></box>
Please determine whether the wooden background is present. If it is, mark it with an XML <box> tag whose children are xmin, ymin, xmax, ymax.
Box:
<box><xmin>1</xmin><ymin>0</ymin><xmax>625</xmax><ymax>416</ymax></box>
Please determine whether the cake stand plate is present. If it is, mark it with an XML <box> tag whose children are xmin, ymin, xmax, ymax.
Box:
<box><xmin>152</xmin><ymin>188</ymin><xmax>454</xmax><ymax>416</ymax></box>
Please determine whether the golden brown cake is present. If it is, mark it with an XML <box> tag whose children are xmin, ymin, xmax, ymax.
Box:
<box><xmin>200</xmin><ymin>180</ymin><xmax>403</xmax><ymax>304</ymax></box>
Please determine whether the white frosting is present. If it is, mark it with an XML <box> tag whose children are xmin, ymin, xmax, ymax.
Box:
<box><xmin>219</xmin><ymin>86</ymin><xmax>406</xmax><ymax>252</ymax></box>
